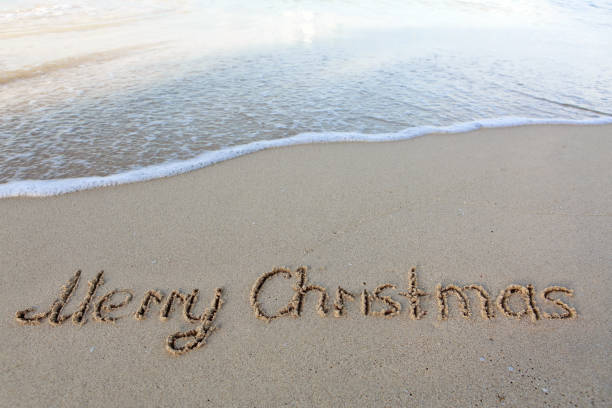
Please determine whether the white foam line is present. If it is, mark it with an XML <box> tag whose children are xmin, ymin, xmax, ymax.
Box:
<box><xmin>1</xmin><ymin>116</ymin><xmax>611</xmax><ymax>198</ymax></box>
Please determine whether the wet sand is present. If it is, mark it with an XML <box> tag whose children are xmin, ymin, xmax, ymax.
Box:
<box><xmin>1</xmin><ymin>124</ymin><xmax>611</xmax><ymax>407</ymax></box>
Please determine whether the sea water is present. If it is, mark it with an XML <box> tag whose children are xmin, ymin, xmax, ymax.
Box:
<box><xmin>1</xmin><ymin>0</ymin><xmax>611</xmax><ymax>196</ymax></box>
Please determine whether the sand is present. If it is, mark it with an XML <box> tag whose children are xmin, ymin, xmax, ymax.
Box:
<box><xmin>1</xmin><ymin>124</ymin><xmax>611</xmax><ymax>407</ymax></box>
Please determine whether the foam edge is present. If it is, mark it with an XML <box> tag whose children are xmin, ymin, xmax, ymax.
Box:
<box><xmin>1</xmin><ymin>116</ymin><xmax>611</xmax><ymax>198</ymax></box>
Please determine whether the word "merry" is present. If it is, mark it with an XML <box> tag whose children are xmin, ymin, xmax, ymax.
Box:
<box><xmin>15</xmin><ymin>270</ymin><xmax>223</xmax><ymax>356</ymax></box>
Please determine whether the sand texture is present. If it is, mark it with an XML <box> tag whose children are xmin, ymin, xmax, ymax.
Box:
<box><xmin>1</xmin><ymin>124</ymin><xmax>611</xmax><ymax>407</ymax></box>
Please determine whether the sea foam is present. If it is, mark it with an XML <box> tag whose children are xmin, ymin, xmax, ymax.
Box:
<box><xmin>1</xmin><ymin>117</ymin><xmax>611</xmax><ymax>198</ymax></box>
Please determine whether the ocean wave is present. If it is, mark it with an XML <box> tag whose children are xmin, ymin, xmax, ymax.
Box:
<box><xmin>1</xmin><ymin>116</ymin><xmax>611</xmax><ymax>198</ymax></box>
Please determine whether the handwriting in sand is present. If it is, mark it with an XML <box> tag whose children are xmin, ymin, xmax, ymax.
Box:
<box><xmin>15</xmin><ymin>267</ymin><xmax>576</xmax><ymax>356</ymax></box>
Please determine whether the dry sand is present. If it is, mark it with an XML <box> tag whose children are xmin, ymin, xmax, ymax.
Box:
<box><xmin>1</xmin><ymin>124</ymin><xmax>611</xmax><ymax>407</ymax></box>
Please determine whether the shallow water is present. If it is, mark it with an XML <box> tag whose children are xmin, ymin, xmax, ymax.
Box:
<box><xmin>1</xmin><ymin>0</ymin><xmax>611</xmax><ymax>195</ymax></box>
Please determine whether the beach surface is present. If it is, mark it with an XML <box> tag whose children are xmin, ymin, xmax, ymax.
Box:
<box><xmin>1</xmin><ymin>124</ymin><xmax>611</xmax><ymax>407</ymax></box>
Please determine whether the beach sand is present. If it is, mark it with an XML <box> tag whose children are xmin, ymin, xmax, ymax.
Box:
<box><xmin>1</xmin><ymin>124</ymin><xmax>610</xmax><ymax>407</ymax></box>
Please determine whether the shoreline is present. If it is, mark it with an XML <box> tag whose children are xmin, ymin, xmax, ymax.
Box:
<box><xmin>1</xmin><ymin>124</ymin><xmax>611</xmax><ymax>406</ymax></box>
<box><xmin>2</xmin><ymin>117</ymin><xmax>611</xmax><ymax>198</ymax></box>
